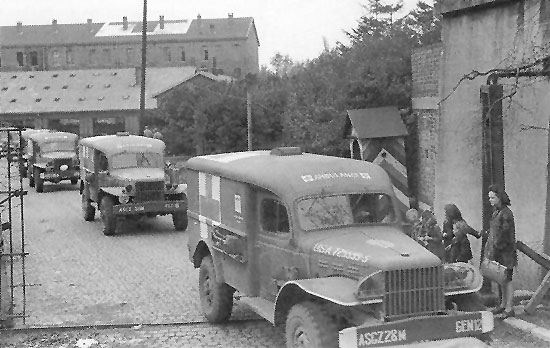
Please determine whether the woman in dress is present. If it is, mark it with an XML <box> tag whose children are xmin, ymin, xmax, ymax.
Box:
<box><xmin>485</xmin><ymin>184</ymin><xmax>517</xmax><ymax>318</ymax></box>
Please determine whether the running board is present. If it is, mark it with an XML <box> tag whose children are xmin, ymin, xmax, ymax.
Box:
<box><xmin>239</xmin><ymin>297</ymin><xmax>275</xmax><ymax>324</ymax></box>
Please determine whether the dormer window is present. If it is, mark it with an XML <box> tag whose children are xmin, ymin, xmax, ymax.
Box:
<box><xmin>54</xmin><ymin>97</ymin><xmax>60</xmax><ymax>102</ymax></box>
<box><xmin>104</xmin><ymin>84</ymin><xmax>111</xmax><ymax>88</ymax></box>
<box><xmin>44</xmin><ymin>86</ymin><xmax>50</xmax><ymax>90</ymax></box>
<box><xmin>35</xmin><ymin>98</ymin><xmax>41</xmax><ymax>102</ymax></box>
<box><xmin>62</xmin><ymin>85</ymin><xmax>69</xmax><ymax>89</ymax></box>
<box><xmin>1</xmin><ymin>87</ymin><xmax>8</xmax><ymax>91</ymax></box>
<box><xmin>86</xmin><ymin>84</ymin><xmax>93</xmax><ymax>89</ymax></box>
<box><xmin>52</xmin><ymin>73</ymin><xmax>59</xmax><ymax>78</ymax></box>
<box><xmin>10</xmin><ymin>99</ymin><xmax>17</xmax><ymax>103</ymax></box>
<box><xmin>78</xmin><ymin>97</ymin><xmax>86</xmax><ymax>101</ymax></box>
<box><xmin>20</xmin><ymin>86</ymin><xmax>26</xmax><ymax>90</ymax></box>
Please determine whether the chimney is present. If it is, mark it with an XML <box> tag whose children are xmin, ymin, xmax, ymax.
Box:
<box><xmin>87</xmin><ymin>18</ymin><xmax>93</xmax><ymax>31</ymax></box>
<box><xmin>123</xmin><ymin>16</ymin><xmax>128</xmax><ymax>30</ymax></box>
<box><xmin>159</xmin><ymin>15</ymin><xmax>165</xmax><ymax>30</ymax></box>
<box><xmin>135</xmin><ymin>66</ymin><xmax>142</xmax><ymax>86</ymax></box>
<box><xmin>16</xmin><ymin>21</ymin><xmax>22</xmax><ymax>34</ymax></box>
<box><xmin>52</xmin><ymin>19</ymin><xmax>58</xmax><ymax>33</ymax></box>
<box><xmin>228</xmin><ymin>13</ymin><xmax>233</xmax><ymax>18</ymax></box>
<box><xmin>197</xmin><ymin>14</ymin><xmax>201</xmax><ymax>20</ymax></box>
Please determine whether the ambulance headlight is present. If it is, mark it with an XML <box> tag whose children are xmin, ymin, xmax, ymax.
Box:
<box><xmin>355</xmin><ymin>271</ymin><xmax>384</xmax><ymax>302</ymax></box>
<box><xmin>443</xmin><ymin>262</ymin><xmax>483</xmax><ymax>295</ymax></box>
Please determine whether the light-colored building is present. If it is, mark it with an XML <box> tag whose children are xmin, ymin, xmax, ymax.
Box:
<box><xmin>413</xmin><ymin>0</ymin><xmax>550</xmax><ymax>289</ymax></box>
<box><xmin>0</xmin><ymin>66</ymin><xmax>197</xmax><ymax>136</ymax></box>
<box><xmin>0</xmin><ymin>14</ymin><xmax>259</xmax><ymax>78</ymax></box>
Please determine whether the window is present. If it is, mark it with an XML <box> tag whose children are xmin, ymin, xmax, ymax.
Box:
<box><xmin>103</xmin><ymin>48</ymin><xmax>111</xmax><ymax>65</ymax></box>
<box><xmin>29</xmin><ymin>51</ymin><xmax>38</xmax><ymax>66</ymax></box>
<box><xmin>89</xmin><ymin>49</ymin><xmax>96</xmax><ymax>65</ymax></box>
<box><xmin>164</xmin><ymin>47</ymin><xmax>172</xmax><ymax>62</ymax></box>
<box><xmin>66</xmin><ymin>47</ymin><xmax>74</xmax><ymax>65</ymax></box>
<box><xmin>296</xmin><ymin>193</ymin><xmax>396</xmax><ymax>231</ymax></box>
<box><xmin>126</xmin><ymin>47</ymin><xmax>134</xmax><ymax>65</ymax></box>
<box><xmin>180</xmin><ymin>48</ymin><xmax>186</xmax><ymax>61</ymax></box>
<box><xmin>212</xmin><ymin>57</ymin><xmax>217</xmax><ymax>69</ymax></box>
<box><xmin>52</xmin><ymin>50</ymin><xmax>60</xmax><ymax>66</ymax></box>
<box><xmin>204</xmin><ymin>49</ymin><xmax>209</xmax><ymax>61</ymax></box>
<box><xmin>261</xmin><ymin>198</ymin><xmax>290</xmax><ymax>233</ymax></box>
<box><xmin>16</xmin><ymin>52</ymin><xmax>24</xmax><ymax>66</ymax></box>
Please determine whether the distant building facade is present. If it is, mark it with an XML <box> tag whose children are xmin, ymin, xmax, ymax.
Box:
<box><xmin>0</xmin><ymin>14</ymin><xmax>259</xmax><ymax>78</ymax></box>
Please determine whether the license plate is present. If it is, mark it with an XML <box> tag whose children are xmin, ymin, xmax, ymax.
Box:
<box><xmin>165</xmin><ymin>202</ymin><xmax>180</xmax><ymax>209</ymax></box>
<box><xmin>116</xmin><ymin>205</ymin><xmax>145</xmax><ymax>214</ymax></box>
<box><xmin>41</xmin><ymin>173</ymin><xmax>59</xmax><ymax>179</ymax></box>
<box><xmin>340</xmin><ymin>311</ymin><xmax>490</xmax><ymax>348</ymax></box>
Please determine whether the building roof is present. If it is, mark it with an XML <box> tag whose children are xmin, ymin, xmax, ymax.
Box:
<box><xmin>152</xmin><ymin>70</ymin><xmax>234</xmax><ymax>98</ymax></box>
<box><xmin>79</xmin><ymin>134</ymin><xmax>165</xmax><ymax>155</ymax></box>
<box><xmin>344</xmin><ymin>107</ymin><xmax>408</xmax><ymax>139</ymax></box>
<box><xmin>0</xmin><ymin>17</ymin><xmax>257</xmax><ymax>47</ymax></box>
<box><xmin>185</xmin><ymin>150</ymin><xmax>393</xmax><ymax>200</ymax></box>
<box><xmin>0</xmin><ymin>66</ymin><xmax>197</xmax><ymax>114</ymax></box>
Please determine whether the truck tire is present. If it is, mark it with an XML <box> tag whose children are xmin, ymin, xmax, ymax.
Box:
<box><xmin>70</xmin><ymin>178</ymin><xmax>78</xmax><ymax>185</ymax></box>
<box><xmin>35</xmin><ymin>167</ymin><xmax>44</xmax><ymax>193</ymax></box>
<box><xmin>448</xmin><ymin>292</ymin><xmax>486</xmax><ymax>312</ymax></box>
<box><xmin>19</xmin><ymin>163</ymin><xmax>27</xmax><ymax>179</ymax></box>
<box><xmin>172</xmin><ymin>212</ymin><xmax>188</xmax><ymax>231</ymax></box>
<box><xmin>199</xmin><ymin>255</ymin><xmax>234</xmax><ymax>323</ymax></box>
<box><xmin>286</xmin><ymin>302</ymin><xmax>338</xmax><ymax>348</ymax></box>
<box><xmin>82</xmin><ymin>188</ymin><xmax>95</xmax><ymax>221</ymax></box>
<box><xmin>100</xmin><ymin>196</ymin><xmax>117</xmax><ymax>236</ymax></box>
<box><xmin>28</xmin><ymin>166</ymin><xmax>35</xmax><ymax>187</ymax></box>
<box><xmin>171</xmin><ymin>193</ymin><xmax>187</xmax><ymax>231</ymax></box>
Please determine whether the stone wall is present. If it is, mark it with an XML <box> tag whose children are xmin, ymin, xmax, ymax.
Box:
<box><xmin>411</xmin><ymin>43</ymin><xmax>442</xmax><ymax>206</ymax></box>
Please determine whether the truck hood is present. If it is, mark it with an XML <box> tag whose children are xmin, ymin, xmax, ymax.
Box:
<box><xmin>309</xmin><ymin>226</ymin><xmax>441</xmax><ymax>272</ymax></box>
<box><xmin>42</xmin><ymin>151</ymin><xmax>77</xmax><ymax>160</ymax></box>
<box><xmin>110</xmin><ymin>168</ymin><xmax>165</xmax><ymax>182</ymax></box>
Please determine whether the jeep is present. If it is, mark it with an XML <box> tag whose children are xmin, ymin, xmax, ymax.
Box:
<box><xmin>186</xmin><ymin>148</ymin><xmax>493</xmax><ymax>348</ymax></box>
<box><xmin>78</xmin><ymin>133</ymin><xmax>187</xmax><ymax>236</ymax></box>
<box><xmin>24</xmin><ymin>130</ymin><xmax>79</xmax><ymax>193</ymax></box>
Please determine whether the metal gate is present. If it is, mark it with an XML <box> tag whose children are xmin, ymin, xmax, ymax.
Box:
<box><xmin>0</xmin><ymin>127</ymin><xmax>27</xmax><ymax>327</ymax></box>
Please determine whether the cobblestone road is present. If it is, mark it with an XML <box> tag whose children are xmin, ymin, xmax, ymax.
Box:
<box><xmin>0</xmin><ymin>166</ymin><xmax>285</xmax><ymax>347</ymax></box>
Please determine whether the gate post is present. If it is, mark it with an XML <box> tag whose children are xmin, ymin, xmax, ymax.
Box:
<box><xmin>480</xmin><ymin>84</ymin><xmax>504</xmax><ymax>294</ymax></box>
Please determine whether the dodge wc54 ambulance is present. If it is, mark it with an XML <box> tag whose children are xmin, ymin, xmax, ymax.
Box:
<box><xmin>79</xmin><ymin>133</ymin><xmax>187</xmax><ymax>235</ymax></box>
<box><xmin>186</xmin><ymin>147</ymin><xmax>493</xmax><ymax>348</ymax></box>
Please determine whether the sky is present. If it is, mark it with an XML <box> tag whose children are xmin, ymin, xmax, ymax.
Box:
<box><xmin>0</xmin><ymin>0</ymin><xmax>430</xmax><ymax>68</ymax></box>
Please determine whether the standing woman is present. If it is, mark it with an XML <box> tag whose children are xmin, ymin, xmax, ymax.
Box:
<box><xmin>485</xmin><ymin>184</ymin><xmax>517</xmax><ymax>318</ymax></box>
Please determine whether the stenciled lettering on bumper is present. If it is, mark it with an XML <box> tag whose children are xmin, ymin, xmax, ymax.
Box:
<box><xmin>339</xmin><ymin>311</ymin><xmax>493</xmax><ymax>348</ymax></box>
<box><xmin>114</xmin><ymin>200</ymin><xmax>186</xmax><ymax>215</ymax></box>
<box><xmin>40</xmin><ymin>171</ymin><xmax>78</xmax><ymax>180</ymax></box>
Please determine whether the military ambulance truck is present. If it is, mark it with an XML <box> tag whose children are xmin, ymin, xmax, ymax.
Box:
<box><xmin>186</xmin><ymin>147</ymin><xmax>493</xmax><ymax>348</ymax></box>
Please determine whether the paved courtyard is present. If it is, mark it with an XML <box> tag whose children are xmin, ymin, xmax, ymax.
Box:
<box><xmin>0</xmin><ymin>166</ymin><xmax>285</xmax><ymax>347</ymax></box>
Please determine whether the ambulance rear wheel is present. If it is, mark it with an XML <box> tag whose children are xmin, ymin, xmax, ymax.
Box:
<box><xmin>286</xmin><ymin>301</ymin><xmax>338</xmax><ymax>348</ymax></box>
<box><xmin>28</xmin><ymin>166</ymin><xmax>34</xmax><ymax>187</ymax></box>
<box><xmin>35</xmin><ymin>168</ymin><xmax>43</xmax><ymax>193</ymax></box>
<box><xmin>199</xmin><ymin>255</ymin><xmax>234</xmax><ymax>323</ymax></box>
<box><xmin>82</xmin><ymin>188</ymin><xmax>95</xmax><ymax>221</ymax></box>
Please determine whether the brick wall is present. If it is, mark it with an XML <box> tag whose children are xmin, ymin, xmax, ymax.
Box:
<box><xmin>411</xmin><ymin>43</ymin><xmax>442</xmax><ymax>206</ymax></box>
<box><xmin>411</xmin><ymin>43</ymin><xmax>442</xmax><ymax>99</ymax></box>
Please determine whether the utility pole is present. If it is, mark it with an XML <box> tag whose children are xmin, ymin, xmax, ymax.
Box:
<box><xmin>247</xmin><ymin>89</ymin><xmax>252</xmax><ymax>151</ymax></box>
<box><xmin>139</xmin><ymin>0</ymin><xmax>148</xmax><ymax>127</ymax></box>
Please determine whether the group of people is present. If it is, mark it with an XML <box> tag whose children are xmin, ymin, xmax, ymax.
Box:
<box><xmin>407</xmin><ymin>185</ymin><xmax>517</xmax><ymax>318</ymax></box>
<box><xmin>143</xmin><ymin>125</ymin><xmax>163</xmax><ymax>140</ymax></box>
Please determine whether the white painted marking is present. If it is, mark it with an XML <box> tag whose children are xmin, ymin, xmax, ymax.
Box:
<box><xmin>199</xmin><ymin>172</ymin><xmax>206</xmax><ymax>197</ymax></box>
<box><xmin>200</xmin><ymin>220</ymin><xmax>208</xmax><ymax>239</ymax></box>
<box><xmin>374</xmin><ymin>151</ymin><xmax>407</xmax><ymax>177</ymax></box>
<box><xmin>212</xmin><ymin>175</ymin><xmax>220</xmax><ymax>201</ymax></box>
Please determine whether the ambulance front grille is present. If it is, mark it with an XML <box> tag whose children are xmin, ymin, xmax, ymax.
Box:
<box><xmin>384</xmin><ymin>266</ymin><xmax>445</xmax><ymax>320</ymax></box>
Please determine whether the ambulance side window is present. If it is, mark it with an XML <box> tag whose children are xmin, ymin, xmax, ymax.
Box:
<box><xmin>261</xmin><ymin>198</ymin><xmax>290</xmax><ymax>234</ymax></box>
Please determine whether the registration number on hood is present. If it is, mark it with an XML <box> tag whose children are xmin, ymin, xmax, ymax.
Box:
<box><xmin>313</xmin><ymin>243</ymin><xmax>369</xmax><ymax>263</ymax></box>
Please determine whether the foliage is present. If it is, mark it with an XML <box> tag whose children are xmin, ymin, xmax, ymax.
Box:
<box><xmin>154</xmin><ymin>1</ymin><xmax>441</xmax><ymax>158</ymax></box>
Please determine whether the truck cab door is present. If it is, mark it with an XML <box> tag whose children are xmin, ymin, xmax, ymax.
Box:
<box><xmin>256</xmin><ymin>191</ymin><xmax>297</xmax><ymax>301</ymax></box>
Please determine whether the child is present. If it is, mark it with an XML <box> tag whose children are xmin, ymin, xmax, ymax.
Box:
<box><xmin>417</xmin><ymin>211</ymin><xmax>445</xmax><ymax>260</ymax></box>
<box><xmin>447</xmin><ymin>220</ymin><xmax>473</xmax><ymax>263</ymax></box>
